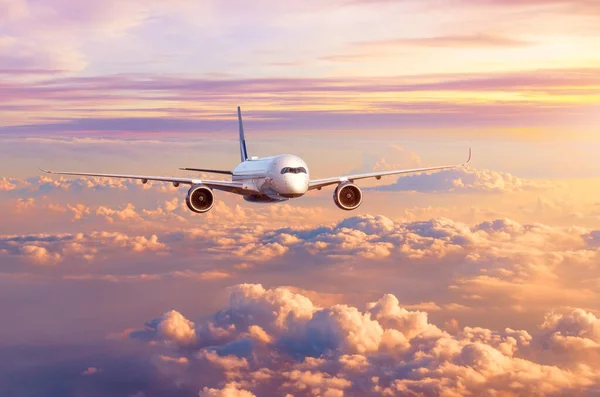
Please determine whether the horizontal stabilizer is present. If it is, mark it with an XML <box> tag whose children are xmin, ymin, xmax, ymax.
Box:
<box><xmin>179</xmin><ymin>167</ymin><xmax>233</xmax><ymax>175</ymax></box>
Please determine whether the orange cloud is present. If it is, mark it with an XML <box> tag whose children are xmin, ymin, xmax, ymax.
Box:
<box><xmin>127</xmin><ymin>284</ymin><xmax>600</xmax><ymax>396</ymax></box>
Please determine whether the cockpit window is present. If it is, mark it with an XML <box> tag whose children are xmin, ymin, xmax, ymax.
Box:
<box><xmin>281</xmin><ymin>167</ymin><xmax>307</xmax><ymax>174</ymax></box>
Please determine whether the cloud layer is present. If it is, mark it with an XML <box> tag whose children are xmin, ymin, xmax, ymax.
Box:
<box><xmin>126</xmin><ymin>284</ymin><xmax>600</xmax><ymax>396</ymax></box>
<box><xmin>374</xmin><ymin>167</ymin><xmax>554</xmax><ymax>193</ymax></box>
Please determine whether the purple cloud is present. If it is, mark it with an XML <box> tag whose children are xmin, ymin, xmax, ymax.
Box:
<box><xmin>354</xmin><ymin>34</ymin><xmax>535</xmax><ymax>48</ymax></box>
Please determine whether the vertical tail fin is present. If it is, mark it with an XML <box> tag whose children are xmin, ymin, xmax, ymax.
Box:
<box><xmin>238</xmin><ymin>106</ymin><xmax>249</xmax><ymax>162</ymax></box>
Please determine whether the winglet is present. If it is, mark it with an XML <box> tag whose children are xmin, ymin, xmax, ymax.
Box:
<box><xmin>463</xmin><ymin>148</ymin><xmax>472</xmax><ymax>166</ymax></box>
<box><xmin>37</xmin><ymin>166</ymin><xmax>52</xmax><ymax>174</ymax></box>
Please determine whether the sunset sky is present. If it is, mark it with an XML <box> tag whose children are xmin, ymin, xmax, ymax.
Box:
<box><xmin>1</xmin><ymin>0</ymin><xmax>600</xmax><ymax>396</ymax></box>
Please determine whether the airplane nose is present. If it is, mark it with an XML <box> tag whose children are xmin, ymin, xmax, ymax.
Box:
<box><xmin>279</xmin><ymin>175</ymin><xmax>308</xmax><ymax>198</ymax></box>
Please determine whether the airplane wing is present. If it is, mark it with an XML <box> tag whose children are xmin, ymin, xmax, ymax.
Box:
<box><xmin>179</xmin><ymin>167</ymin><xmax>233</xmax><ymax>175</ymax></box>
<box><xmin>38</xmin><ymin>167</ymin><xmax>249</xmax><ymax>195</ymax></box>
<box><xmin>308</xmin><ymin>148</ymin><xmax>472</xmax><ymax>191</ymax></box>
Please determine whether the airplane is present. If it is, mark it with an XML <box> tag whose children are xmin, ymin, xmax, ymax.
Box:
<box><xmin>39</xmin><ymin>106</ymin><xmax>472</xmax><ymax>213</ymax></box>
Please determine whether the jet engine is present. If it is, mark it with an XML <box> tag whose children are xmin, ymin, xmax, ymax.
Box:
<box><xmin>333</xmin><ymin>182</ymin><xmax>362</xmax><ymax>211</ymax></box>
<box><xmin>185</xmin><ymin>184</ymin><xmax>215</xmax><ymax>213</ymax></box>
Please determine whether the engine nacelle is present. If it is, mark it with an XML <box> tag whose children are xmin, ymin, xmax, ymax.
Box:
<box><xmin>333</xmin><ymin>182</ymin><xmax>362</xmax><ymax>211</ymax></box>
<box><xmin>185</xmin><ymin>184</ymin><xmax>215</xmax><ymax>213</ymax></box>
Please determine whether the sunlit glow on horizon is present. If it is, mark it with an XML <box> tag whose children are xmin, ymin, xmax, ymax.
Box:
<box><xmin>2</xmin><ymin>1</ymin><xmax>600</xmax><ymax>395</ymax></box>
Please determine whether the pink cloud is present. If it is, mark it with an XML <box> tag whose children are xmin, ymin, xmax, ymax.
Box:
<box><xmin>126</xmin><ymin>284</ymin><xmax>600</xmax><ymax>396</ymax></box>
<box><xmin>96</xmin><ymin>203</ymin><xmax>141</xmax><ymax>223</ymax></box>
<box><xmin>374</xmin><ymin>167</ymin><xmax>556</xmax><ymax>193</ymax></box>
<box><xmin>81</xmin><ymin>367</ymin><xmax>100</xmax><ymax>376</ymax></box>
<box><xmin>354</xmin><ymin>34</ymin><xmax>534</xmax><ymax>49</ymax></box>
<box><xmin>19</xmin><ymin>245</ymin><xmax>61</xmax><ymax>265</ymax></box>
<box><xmin>0</xmin><ymin>230</ymin><xmax>167</xmax><ymax>265</ymax></box>
<box><xmin>1</xmin><ymin>68</ymin><xmax>598</xmax><ymax>137</ymax></box>
<box><xmin>0</xmin><ymin>177</ymin><xmax>18</xmax><ymax>191</ymax></box>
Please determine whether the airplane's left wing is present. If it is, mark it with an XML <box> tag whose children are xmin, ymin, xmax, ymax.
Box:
<box><xmin>308</xmin><ymin>148</ymin><xmax>471</xmax><ymax>191</ymax></box>
<box><xmin>38</xmin><ymin>167</ymin><xmax>249</xmax><ymax>195</ymax></box>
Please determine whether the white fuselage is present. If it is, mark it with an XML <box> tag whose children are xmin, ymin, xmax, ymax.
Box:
<box><xmin>232</xmin><ymin>154</ymin><xmax>309</xmax><ymax>202</ymax></box>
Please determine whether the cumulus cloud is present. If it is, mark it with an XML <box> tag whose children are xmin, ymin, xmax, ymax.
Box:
<box><xmin>96</xmin><ymin>232</ymin><xmax>166</xmax><ymax>253</ymax></box>
<box><xmin>126</xmin><ymin>284</ymin><xmax>600</xmax><ymax>396</ymax></box>
<box><xmin>2</xmin><ymin>175</ymin><xmax>164</xmax><ymax>194</ymax></box>
<box><xmin>136</xmin><ymin>198</ymin><xmax>329</xmax><ymax>231</ymax></box>
<box><xmin>199</xmin><ymin>382</ymin><xmax>256</xmax><ymax>397</ymax></box>
<box><xmin>232</xmin><ymin>214</ymin><xmax>599</xmax><ymax>282</ymax></box>
<box><xmin>130</xmin><ymin>310</ymin><xmax>197</xmax><ymax>346</ymax></box>
<box><xmin>585</xmin><ymin>231</ymin><xmax>600</xmax><ymax>247</ymax></box>
<box><xmin>205</xmin><ymin>202</ymin><xmax>326</xmax><ymax>226</ymax></box>
<box><xmin>8</xmin><ymin>209</ymin><xmax>594</xmax><ymax>315</ymax></box>
<box><xmin>0</xmin><ymin>230</ymin><xmax>167</xmax><ymax>264</ymax></box>
<box><xmin>0</xmin><ymin>177</ymin><xmax>18</xmax><ymax>191</ymax></box>
<box><xmin>538</xmin><ymin>309</ymin><xmax>600</xmax><ymax>361</ymax></box>
<box><xmin>4</xmin><ymin>210</ymin><xmax>597</xmax><ymax>326</ymax></box>
<box><xmin>227</xmin><ymin>214</ymin><xmax>472</xmax><ymax>262</ymax></box>
<box><xmin>67</xmin><ymin>203</ymin><xmax>91</xmax><ymax>220</ymax></box>
<box><xmin>14</xmin><ymin>197</ymin><xmax>35</xmax><ymax>211</ymax></box>
<box><xmin>374</xmin><ymin>167</ymin><xmax>553</xmax><ymax>193</ymax></box>
<box><xmin>0</xmin><ymin>176</ymin><xmax>330</xmax><ymax>232</ymax></box>
<box><xmin>20</xmin><ymin>244</ymin><xmax>61</xmax><ymax>265</ymax></box>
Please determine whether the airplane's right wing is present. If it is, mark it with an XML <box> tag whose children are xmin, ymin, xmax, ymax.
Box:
<box><xmin>38</xmin><ymin>167</ymin><xmax>252</xmax><ymax>195</ymax></box>
<box><xmin>308</xmin><ymin>148</ymin><xmax>471</xmax><ymax>191</ymax></box>
<box><xmin>179</xmin><ymin>167</ymin><xmax>233</xmax><ymax>175</ymax></box>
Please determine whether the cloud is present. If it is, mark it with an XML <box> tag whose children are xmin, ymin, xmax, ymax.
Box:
<box><xmin>2</xmin><ymin>68</ymin><xmax>599</xmax><ymax>136</ymax></box>
<box><xmin>138</xmin><ymin>197</ymin><xmax>326</xmax><ymax>227</ymax></box>
<box><xmin>130</xmin><ymin>310</ymin><xmax>197</xmax><ymax>346</ymax></box>
<box><xmin>0</xmin><ymin>175</ymin><xmax>144</xmax><ymax>194</ymax></box>
<box><xmin>202</xmin><ymin>215</ymin><xmax>598</xmax><ymax>318</ymax></box>
<box><xmin>0</xmin><ymin>177</ymin><xmax>18</xmax><ymax>191</ymax></box>
<box><xmin>461</xmin><ymin>0</ymin><xmax>600</xmax><ymax>15</ymax></box>
<box><xmin>67</xmin><ymin>203</ymin><xmax>91</xmax><ymax>220</ymax></box>
<box><xmin>2</xmin><ymin>207</ymin><xmax>598</xmax><ymax>328</ymax></box>
<box><xmin>354</xmin><ymin>34</ymin><xmax>534</xmax><ymax>49</ymax></box>
<box><xmin>0</xmin><ymin>177</ymin><xmax>326</xmax><ymax>230</ymax></box>
<box><xmin>231</xmin><ymin>214</ymin><xmax>472</xmax><ymax>262</ymax></box>
<box><xmin>128</xmin><ymin>234</ymin><xmax>166</xmax><ymax>253</ymax></box>
<box><xmin>373</xmin><ymin>167</ymin><xmax>554</xmax><ymax>193</ymax></box>
<box><xmin>126</xmin><ymin>284</ymin><xmax>600</xmax><ymax>396</ymax></box>
<box><xmin>194</xmin><ymin>270</ymin><xmax>233</xmax><ymax>280</ymax></box>
<box><xmin>60</xmin><ymin>269</ymin><xmax>236</xmax><ymax>283</ymax></box>
<box><xmin>0</xmin><ymin>230</ymin><xmax>167</xmax><ymax>264</ymax></box>
<box><xmin>2</xmin><ymin>67</ymin><xmax>593</xmax><ymax>95</ymax></box>
<box><xmin>96</xmin><ymin>203</ymin><xmax>141</xmax><ymax>223</ymax></box>
<box><xmin>4</xmin><ymin>203</ymin><xmax>598</xmax><ymax>315</ymax></box>
<box><xmin>0</xmin><ymin>0</ymin><xmax>212</xmax><ymax>73</ymax></box>
<box><xmin>282</xmin><ymin>370</ymin><xmax>352</xmax><ymax>396</ymax></box>
<box><xmin>199</xmin><ymin>382</ymin><xmax>256</xmax><ymax>397</ymax></box>
<box><xmin>538</xmin><ymin>309</ymin><xmax>600</xmax><ymax>357</ymax></box>
<box><xmin>20</xmin><ymin>245</ymin><xmax>61</xmax><ymax>265</ymax></box>
<box><xmin>81</xmin><ymin>367</ymin><xmax>101</xmax><ymax>376</ymax></box>
<box><xmin>585</xmin><ymin>231</ymin><xmax>600</xmax><ymax>247</ymax></box>
<box><xmin>348</xmin><ymin>0</ymin><xmax>600</xmax><ymax>16</ymax></box>
<box><xmin>14</xmin><ymin>198</ymin><xmax>36</xmax><ymax>211</ymax></box>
